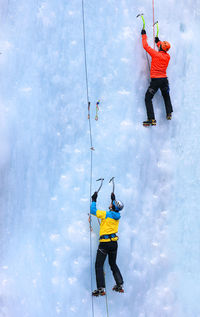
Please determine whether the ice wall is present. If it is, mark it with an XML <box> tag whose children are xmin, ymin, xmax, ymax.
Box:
<box><xmin>0</xmin><ymin>0</ymin><xmax>200</xmax><ymax>316</ymax></box>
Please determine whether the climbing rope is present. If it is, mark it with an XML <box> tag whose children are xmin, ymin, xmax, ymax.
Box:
<box><xmin>104</xmin><ymin>273</ymin><xmax>109</xmax><ymax>317</ymax></box>
<box><xmin>81</xmin><ymin>3</ymin><xmax>110</xmax><ymax>316</ymax></box>
<box><xmin>81</xmin><ymin>1</ymin><xmax>95</xmax><ymax>316</ymax></box>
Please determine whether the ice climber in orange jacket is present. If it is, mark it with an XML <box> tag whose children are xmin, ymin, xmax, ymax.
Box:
<box><xmin>141</xmin><ymin>29</ymin><xmax>173</xmax><ymax>126</ymax></box>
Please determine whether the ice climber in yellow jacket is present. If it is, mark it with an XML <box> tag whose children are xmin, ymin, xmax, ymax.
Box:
<box><xmin>90</xmin><ymin>191</ymin><xmax>124</xmax><ymax>296</ymax></box>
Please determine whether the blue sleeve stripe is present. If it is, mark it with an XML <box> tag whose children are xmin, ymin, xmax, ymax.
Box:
<box><xmin>90</xmin><ymin>202</ymin><xmax>97</xmax><ymax>216</ymax></box>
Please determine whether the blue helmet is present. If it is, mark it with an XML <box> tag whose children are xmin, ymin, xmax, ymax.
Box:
<box><xmin>113</xmin><ymin>200</ymin><xmax>124</xmax><ymax>211</ymax></box>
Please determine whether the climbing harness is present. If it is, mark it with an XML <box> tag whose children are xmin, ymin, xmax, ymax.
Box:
<box><xmin>99</xmin><ymin>233</ymin><xmax>118</xmax><ymax>240</ymax></box>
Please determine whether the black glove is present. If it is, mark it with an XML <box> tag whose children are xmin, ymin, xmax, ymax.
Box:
<box><xmin>155</xmin><ymin>36</ymin><xmax>160</xmax><ymax>43</ymax></box>
<box><xmin>91</xmin><ymin>192</ymin><xmax>98</xmax><ymax>202</ymax></box>
<box><xmin>141</xmin><ymin>29</ymin><xmax>146</xmax><ymax>35</ymax></box>
<box><xmin>111</xmin><ymin>192</ymin><xmax>115</xmax><ymax>201</ymax></box>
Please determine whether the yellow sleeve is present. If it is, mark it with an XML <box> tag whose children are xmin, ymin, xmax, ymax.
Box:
<box><xmin>96</xmin><ymin>209</ymin><xmax>106</xmax><ymax>219</ymax></box>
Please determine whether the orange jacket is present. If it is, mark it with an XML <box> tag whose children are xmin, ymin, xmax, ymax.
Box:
<box><xmin>142</xmin><ymin>34</ymin><xmax>170</xmax><ymax>78</ymax></box>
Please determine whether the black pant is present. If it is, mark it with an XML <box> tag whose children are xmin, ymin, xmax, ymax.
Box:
<box><xmin>145</xmin><ymin>78</ymin><xmax>173</xmax><ymax>120</ymax></box>
<box><xmin>95</xmin><ymin>241</ymin><xmax>123</xmax><ymax>288</ymax></box>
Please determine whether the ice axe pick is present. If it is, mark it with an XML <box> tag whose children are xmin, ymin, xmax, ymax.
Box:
<box><xmin>136</xmin><ymin>13</ymin><xmax>145</xmax><ymax>30</ymax></box>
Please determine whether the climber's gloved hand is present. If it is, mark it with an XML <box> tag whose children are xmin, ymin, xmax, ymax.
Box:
<box><xmin>111</xmin><ymin>192</ymin><xmax>115</xmax><ymax>201</ymax></box>
<box><xmin>91</xmin><ymin>192</ymin><xmax>98</xmax><ymax>202</ymax></box>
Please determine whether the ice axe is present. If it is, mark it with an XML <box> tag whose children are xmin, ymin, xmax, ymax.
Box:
<box><xmin>109</xmin><ymin>177</ymin><xmax>115</xmax><ymax>193</ymax></box>
<box><xmin>136</xmin><ymin>13</ymin><xmax>150</xmax><ymax>72</ymax></box>
<box><xmin>154</xmin><ymin>21</ymin><xmax>159</xmax><ymax>37</ymax></box>
<box><xmin>89</xmin><ymin>179</ymin><xmax>103</xmax><ymax>230</ymax></box>
<box><xmin>96</xmin><ymin>178</ymin><xmax>104</xmax><ymax>193</ymax></box>
<box><xmin>136</xmin><ymin>13</ymin><xmax>145</xmax><ymax>30</ymax></box>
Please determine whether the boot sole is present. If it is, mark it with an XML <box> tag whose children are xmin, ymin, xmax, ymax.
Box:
<box><xmin>143</xmin><ymin>123</ymin><xmax>156</xmax><ymax>127</ymax></box>
<box><xmin>92</xmin><ymin>292</ymin><xmax>106</xmax><ymax>297</ymax></box>
<box><xmin>112</xmin><ymin>288</ymin><xmax>124</xmax><ymax>293</ymax></box>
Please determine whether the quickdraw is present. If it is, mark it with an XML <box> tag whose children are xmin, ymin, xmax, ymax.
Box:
<box><xmin>95</xmin><ymin>100</ymin><xmax>100</xmax><ymax>121</ymax></box>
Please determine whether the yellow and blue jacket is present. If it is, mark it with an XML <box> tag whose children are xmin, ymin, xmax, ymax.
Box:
<box><xmin>90</xmin><ymin>201</ymin><xmax>121</xmax><ymax>242</ymax></box>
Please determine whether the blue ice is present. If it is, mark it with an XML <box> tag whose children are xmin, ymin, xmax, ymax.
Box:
<box><xmin>0</xmin><ymin>0</ymin><xmax>200</xmax><ymax>316</ymax></box>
